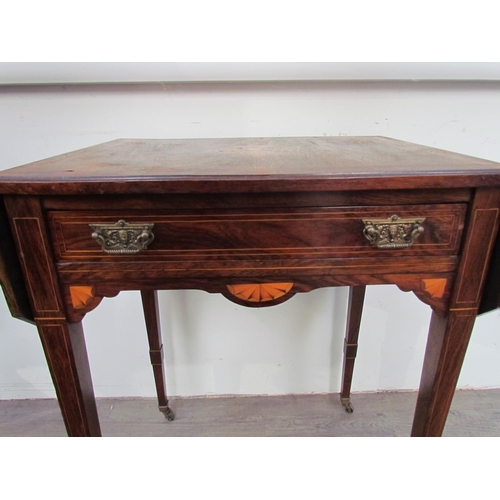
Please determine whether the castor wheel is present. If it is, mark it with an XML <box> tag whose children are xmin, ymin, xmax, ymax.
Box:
<box><xmin>160</xmin><ymin>406</ymin><xmax>175</xmax><ymax>421</ymax></box>
<box><xmin>340</xmin><ymin>398</ymin><xmax>354</xmax><ymax>413</ymax></box>
<box><xmin>164</xmin><ymin>407</ymin><xmax>175</xmax><ymax>421</ymax></box>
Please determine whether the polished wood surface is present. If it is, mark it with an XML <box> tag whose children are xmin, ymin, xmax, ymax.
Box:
<box><xmin>0</xmin><ymin>199</ymin><xmax>33</xmax><ymax>322</ymax></box>
<box><xmin>1</xmin><ymin>136</ymin><xmax>500</xmax><ymax>437</ymax></box>
<box><xmin>1</xmin><ymin>136</ymin><xmax>500</xmax><ymax>194</ymax></box>
<box><xmin>47</xmin><ymin>204</ymin><xmax>465</xmax><ymax>260</ymax></box>
<box><xmin>340</xmin><ymin>286</ymin><xmax>366</xmax><ymax>413</ymax></box>
<box><xmin>141</xmin><ymin>290</ymin><xmax>173</xmax><ymax>421</ymax></box>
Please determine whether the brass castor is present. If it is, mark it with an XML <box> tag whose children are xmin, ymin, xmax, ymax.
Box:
<box><xmin>340</xmin><ymin>398</ymin><xmax>354</xmax><ymax>414</ymax></box>
<box><xmin>160</xmin><ymin>406</ymin><xmax>175</xmax><ymax>421</ymax></box>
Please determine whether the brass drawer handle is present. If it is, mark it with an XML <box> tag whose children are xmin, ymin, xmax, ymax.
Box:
<box><xmin>90</xmin><ymin>220</ymin><xmax>155</xmax><ymax>254</ymax></box>
<box><xmin>362</xmin><ymin>214</ymin><xmax>425</xmax><ymax>249</ymax></box>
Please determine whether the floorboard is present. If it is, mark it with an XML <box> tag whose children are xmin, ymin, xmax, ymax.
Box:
<box><xmin>1</xmin><ymin>389</ymin><xmax>499</xmax><ymax>437</ymax></box>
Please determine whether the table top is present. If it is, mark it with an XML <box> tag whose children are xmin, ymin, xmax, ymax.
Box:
<box><xmin>1</xmin><ymin>136</ymin><xmax>500</xmax><ymax>195</ymax></box>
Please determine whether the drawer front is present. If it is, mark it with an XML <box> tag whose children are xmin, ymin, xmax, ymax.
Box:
<box><xmin>48</xmin><ymin>204</ymin><xmax>466</xmax><ymax>262</ymax></box>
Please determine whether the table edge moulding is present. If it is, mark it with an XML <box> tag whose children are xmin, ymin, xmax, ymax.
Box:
<box><xmin>1</xmin><ymin>135</ymin><xmax>500</xmax><ymax>437</ymax></box>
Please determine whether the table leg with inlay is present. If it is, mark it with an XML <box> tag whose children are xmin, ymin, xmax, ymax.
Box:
<box><xmin>36</xmin><ymin>319</ymin><xmax>101</xmax><ymax>436</ymax></box>
<box><xmin>340</xmin><ymin>285</ymin><xmax>366</xmax><ymax>413</ymax></box>
<box><xmin>412</xmin><ymin>187</ymin><xmax>500</xmax><ymax>436</ymax></box>
<box><xmin>141</xmin><ymin>290</ymin><xmax>174</xmax><ymax>421</ymax></box>
<box><xmin>4</xmin><ymin>195</ymin><xmax>101</xmax><ymax>436</ymax></box>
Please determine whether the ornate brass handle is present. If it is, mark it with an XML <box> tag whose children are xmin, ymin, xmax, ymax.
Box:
<box><xmin>362</xmin><ymin>214</ymin><xmax>425</xmax><ymax>249</ymax></box>
<box><xmin>90</xmin><ymin>220</ymin><xmax>155</xmax><ymax>254</ymax></box>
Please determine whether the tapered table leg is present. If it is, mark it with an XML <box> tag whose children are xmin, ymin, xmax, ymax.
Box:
<box><xmin>412</xmin><ymin>187</ymin><xmax>500</xmax><ymax>436</ymax></box>
<box><xmin>141</xmin><ymin>290</ymin><xmax>174</xmax><ymax>421</ymax></box>
<box><xmin>5</xmin><ymin>196</ymin><xmax>101</xmax><ymax>436</ymax></box>
<box><xmin>340</xmin><ymin>285</ymin><xmax>366</xmax><ymax>413</ymax></box>
<box><xmin>37</xmin><ymin>319</ymin><xmax>101</xmax><ymax>436</ymax></box>
<box><xmin>412</xmin><ymin>310</ymin><xmax>477</xmax><ymax>436</ymax></box>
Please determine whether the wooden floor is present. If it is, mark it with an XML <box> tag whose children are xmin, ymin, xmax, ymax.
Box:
<box><xmin>1</xmin><ymin>389</ymin><xmax>500</xmax><ymax>437</ymax></box>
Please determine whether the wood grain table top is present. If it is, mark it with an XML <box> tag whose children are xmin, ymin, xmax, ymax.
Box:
<box><xmin>1</xmin><ymin>136</ymin><xmax>500</xmax><ymax>194</ymax></box>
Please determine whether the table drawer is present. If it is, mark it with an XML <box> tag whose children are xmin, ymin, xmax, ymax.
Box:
<box><xmin>48</xmin><ymin>204</ymin><xmax>466</xmax><ymax>262</ymax></box>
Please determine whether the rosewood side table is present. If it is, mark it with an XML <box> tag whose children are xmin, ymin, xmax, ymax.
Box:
<box><xmin>1</xmin><ymin>136</ymin><xmax>500</xmax><ymax>437</ymax></box>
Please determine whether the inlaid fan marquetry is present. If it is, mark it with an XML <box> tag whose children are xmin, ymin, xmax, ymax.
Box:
<box><xmin>69</xmin><ymin>286</ymin><xmax>95</xmax><ymax>309</ymax></box>
<box><xmin>421</xmin><ymin>279</ymin><xmax>447</xmax><ymax>299</ymax></box>
<box><xmin>226</xmin><ymin>283</ymin><xmax>294</xmax><ymax>303</ymax></box>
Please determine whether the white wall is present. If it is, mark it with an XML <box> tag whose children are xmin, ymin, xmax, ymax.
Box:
<box><xmin>3</xmin><ymin>62</ymin><xmax>500</xmax><ymax>84</ymax></box>
<box><xmin>1</xmin><ymin>79</ymin><xmax>500</xmax><ymax>400</ymax></box>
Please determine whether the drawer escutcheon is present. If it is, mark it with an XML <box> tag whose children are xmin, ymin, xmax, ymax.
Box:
<box><xmin>89</xmin><ymin>219</ymin><xmax>155</xmax><ymax>254</ymax></box>
<box><xmin>362</xmin><ymin>214</ymin><xmax>425</xmax><ymax>249</ymax></box>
